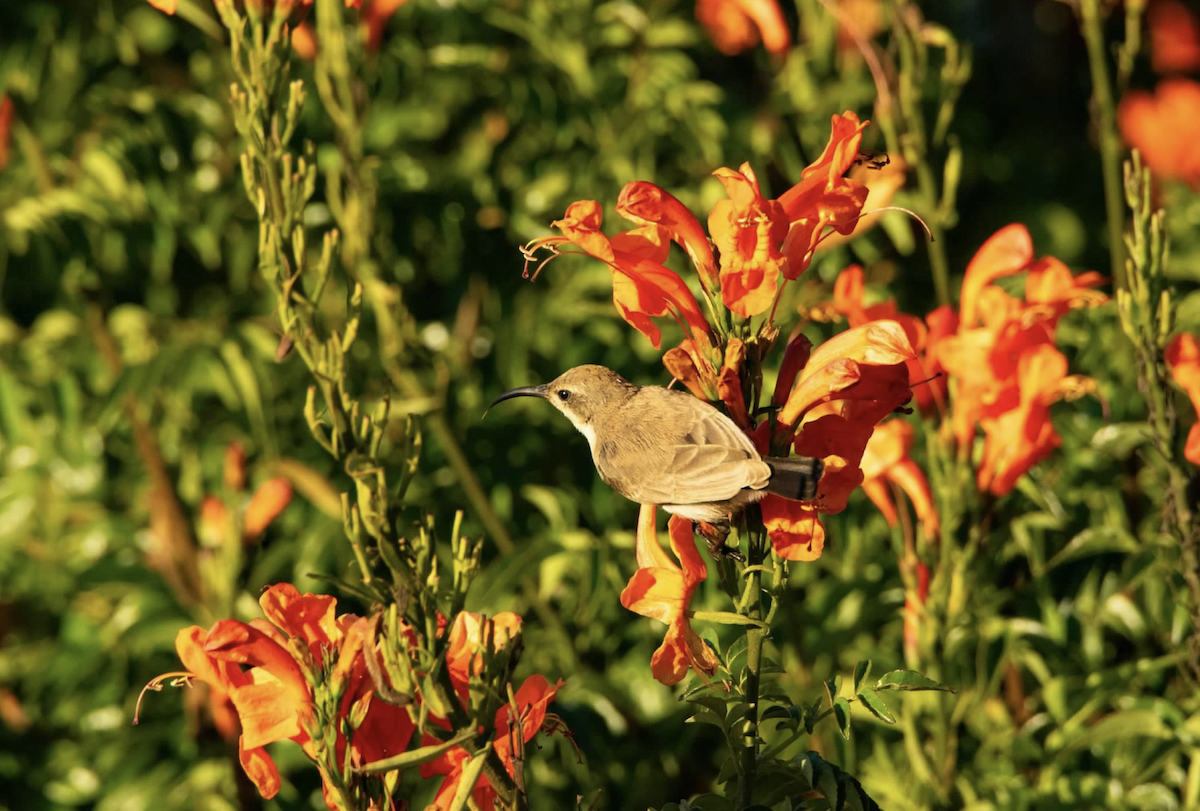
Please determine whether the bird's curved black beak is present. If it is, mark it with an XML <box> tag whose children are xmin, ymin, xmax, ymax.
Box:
<box><xmin>485</xmin><ymin>384</ymin><xmax>548</xmax><ymax>417</ymax></box>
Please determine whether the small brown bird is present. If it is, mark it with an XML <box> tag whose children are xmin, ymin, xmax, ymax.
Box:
<box><xmin>491</xmin><ymin>364</ymin><xmax>823</xmax><ymax>527</ymax></box>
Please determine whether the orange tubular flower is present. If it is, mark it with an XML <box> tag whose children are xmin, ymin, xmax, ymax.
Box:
<box><xmin>695</xmin><ymin>0</ymin><xmax>792</xmax><ymax>57</ymax></box>
<box><xmin>752</xmin><ymin>321</ymin><xmax>916</xmax><ymax>559</ymax></box>
<box><xmin>444</xmin><ymin>609</ymin><xmax>523</xmax><ymax>701</ymax></box>
<box><xmin>620</xmin><ymin>506</ymin><xmax>720</xmax><ymax>685</ymax></box>
<box><xmin>778</xmin><ymin>112</ymin><xmax>871</xmax><ymax>280</ymax></box>
<box><xmin>159</xmin><ymin>584</ymin><xmax>414</xmax><ymax>802</ymax></box>
<box><xmin>833</xmin><ymin>265</ymin><xmax>956</xmax><ymax>414</ymax></box>
<box><xmin>523</xmin><ymin>201</ymin><xmax>712</xmax><ymax>349</ymax></box>
<box><xmin>617</xmin><ymin>181</ymin><xmax>719</xmax><ymax>293</ymax></box>
<box><xmin>243</xmin><ymin>478</ymin><xmax>293</xmax><ymax>539</ymax></box>
<box><xmin>708</xmin><ymin>164</ymin><xmax>789</xmax><ymax>316</ymax></box>
<box><xmin>938</xmin><ymin>224</ymin><xmax>1108</xmax><ymax>495</ymax></box>
<box><xmin>1166</xmin><ymin>333</ymin><xmax>1200</xmax><ymax>464</ymax></box>
<box><xmin>1149</xmin><ymin>0</ymin><xmax>1200</xmax><ymax>74</ymax></box>
<box><xmin>976</xmin><ymin>344</ymin><xmax>1066</xmax><ymax>494</ymax></box>
<box><xmin>1118</xmin><ymin>79</ymin><xmax>1200</xmax><ymax>189</ymax></box>
<box><xmin>859</xmin><ymin>419</ymin><xmax>939</xmax><ymax>538</ymax></box>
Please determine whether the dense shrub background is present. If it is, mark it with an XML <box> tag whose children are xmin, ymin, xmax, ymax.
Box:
<box><xmin>2</xmin><ymin>0</ymin><xmax>1200</xmax><ymax>809</ymax></box>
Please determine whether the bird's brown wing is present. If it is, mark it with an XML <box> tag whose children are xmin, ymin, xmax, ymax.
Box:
<box><xmin>595</xmin><ymin>387</ymin><xmax>771</xmax><ymax>506</ymax></box>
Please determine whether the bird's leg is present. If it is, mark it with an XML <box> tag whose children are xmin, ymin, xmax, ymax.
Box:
<box><xmin>696</xmin><ymin>521</ymin><xmax>745</xmax><ymax>562</ymax></box>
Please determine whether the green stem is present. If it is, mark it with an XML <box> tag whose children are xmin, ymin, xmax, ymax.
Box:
<box><xmin>915</xmin><ymin>162</ymin><xmax>951</xmax><ymax>306</ymax></box>
<box><xmin>737</xmin><ymin>542</ymin><xmax>765</xmax><ymax>810</ymax></box>
<box><xmin>1080</xmin><ymin>0</ymin><xmax>1128</xmax><ymax>289</ymax></box>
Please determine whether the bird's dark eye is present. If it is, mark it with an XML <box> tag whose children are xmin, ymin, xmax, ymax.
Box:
<box><xmin>557</xmin><ymin>389</ymin><xmax>571</xmax><ymax>402</ymax></box>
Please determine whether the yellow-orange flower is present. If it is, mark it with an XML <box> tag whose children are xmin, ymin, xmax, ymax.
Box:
<box><xmin>938</xmin><ymin>224</ymin><xmax>1107</xmax><ymax>494</ymax></box>
<box><xmin>695</xmin><ymin>0</ymin><xmax>792</xmax><ymax>57</ymax></box>
<box><xmin>243</xmin><ymin>478</ymin><xmax>293</xmax><ymax>539</ymax></box>
<box><xmin>1166</xmin><ymin>333</ymin><xmax>1200</xmax><ymax>464</ymax></box>
<box><xmin>522</xmin><ymin>201</ymin><xmax>713</xmax><ymax>349</ymax></box>
<box><xmin>1119</xmin><ymin>79</ymin><xmax>1200</xmax><ymax>189</ymax></box>
<box><xmin>620</xmin><ymin>506</ymin><xmax>720</xmax><ymax>685</ymax></box>
<box><xmin>859</xmin><ymin>419</ymin><xmax>938</xmax><ymax>538</ymax></box>
<box><xmin>708</xmin><ymin>164</ymin><xmax>789</xmax><ymax>316</ymax></box>
<box><xmin>444</xmin><ymin>609</ymin><xmax>523</xmax><ymax>701</ymax></box>
<box><xmin>833</xmin><ymin>264</ymin><xmax>957</xmax><ymax>415</ymax></box>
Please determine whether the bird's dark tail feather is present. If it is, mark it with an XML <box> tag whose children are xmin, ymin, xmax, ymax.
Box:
<box><xmin>764</xmin><ymin>456</ymin><xmax>824</xmax><ymax>501</ymax></box>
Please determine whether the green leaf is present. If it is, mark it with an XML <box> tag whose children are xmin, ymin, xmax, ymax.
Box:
<box><xmin>833</xmin><ymin>696</ymin><xmax>852</xmax><ymax>739</ymax></box>
<box><xmin>356</xmin><ymin>729</ymin><xmax>477</xmax><ymax>774</ymax></box>
<box><xmin>446</xmin><ymin>743</ymin><xmax>490</xmax><ymax>811</ymax></box>
<box><xmin>874</xmin><ymin>670</ymin><xmax>956</xmax><ymax>692</ymax></box>
<box><xmin>852</xmin><ymin>660</ymin><xmax>872</xmax><ymax>694</ymax></box>
<box><xmin>824</xmin><ymin>675</ymin><xmax>842</xmax><ymax>709</ymax></box>
<box><xmin>856</xmin><ymin>687</ymin><xmax>896</xmax><ymax>724</ymax></box>
<box><xmin>691</xmin><ymin>610</ymin><xmax>769</xmax><ymax>628</ymax></box>
<box><xmin>690</xmin><ymin>794</ymin><xmax>735</xmax><ymax>811</ymax></box>
<box><xmin>1044</xmin><ymin>527</ymin><xmax>1139</xmax><ymax>572</ymax></box>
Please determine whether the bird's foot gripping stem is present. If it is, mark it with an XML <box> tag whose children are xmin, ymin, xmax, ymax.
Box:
<box><xmin>696</xmin><ymin>521</ymin><xmax>744</xmax><ymax>562</ymax></box>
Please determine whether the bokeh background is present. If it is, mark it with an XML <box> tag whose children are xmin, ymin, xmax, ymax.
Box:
<box><xmin>3</xmin><ymin>0</ymin><xmax>1200</xmax><ymax>809</ymax></box>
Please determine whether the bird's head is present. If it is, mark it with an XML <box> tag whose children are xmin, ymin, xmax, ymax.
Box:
<box><xmin>490</xmin><ymin>364</ymin><xmax>636</xmax><ymax>442</ymax></box>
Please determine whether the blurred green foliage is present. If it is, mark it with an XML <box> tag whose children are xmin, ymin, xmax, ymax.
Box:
<box><xmin>2</xmin><ymin>0</ymin><xmax>1200</xmax><ymax>809</ymax></box>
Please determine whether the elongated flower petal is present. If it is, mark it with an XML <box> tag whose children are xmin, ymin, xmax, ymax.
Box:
<box><xmin>708</xmin><ymin>164</ymin><xmax>788</xmax><ymax>317</ymax></box>
<box><xmin>959</xmin><ymin>224</ymin><xmax>1033</xmax><ymax>327</ymax></box>
<box><xmin>1167</xmin><ymin>333</ymin><xmax>1200</xmax><ymax>465</ymax></box>
<box><xmin>617</xmin><ymin>181</ymin><xmax>718</xmax><ymax>291</ymax></box>
<box><xmin>778</xmin><ymin>112</ymin><xmax>870</xmax><ymax>222</ymax></box>
<box><xmin>760</xmin><ymin>495</ymin><xmax>826</xmax><ymax>560</ymax></box>
<box><xmin>695</xmin><ymin>0</ymin><xmax>792</xmax><ymax>56</ymax></box>
<box><xmin>239</xmin><ymin>738</ymin><xmax>282</xmax><ymax>800</ymax></box>
<box><xmin>621</xmin><ymin>507</ymin><xmax>718</xmax><ymax>685</ymax></box>
<box><xmin>204</xmin><ymin>620</ymin><xmax>312</xmax><ymax>711</ymax></box>
<box><xmin>532</xmin><ymin>202</ymin><xmax>712</xmax><ymax>348</ymax></box>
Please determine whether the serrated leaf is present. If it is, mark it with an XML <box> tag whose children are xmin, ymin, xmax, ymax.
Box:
<box><xmin>874</xmin><ymin>669</ymin><xmax>956</xmax><ymax>692</ymax></box>
<box><xmin>852</xmin><ymin>660</ymin><xmax>872</xmax><ymax>694</ymax></box>
<box><xmin>856</xmin><ymin>687</ymin><xmax>896</xmax><ymax>724</ymax></box>
<box><xmin>833</xmin><ymin>696</ymin><xmax>852</xmax><ymax>739</ymax></box>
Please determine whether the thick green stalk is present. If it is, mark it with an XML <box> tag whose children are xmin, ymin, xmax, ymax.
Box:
<box><xmin>1080</xmin><ymin>0</ymin><xmax>1128</xmax><ymax>289</ymax></box>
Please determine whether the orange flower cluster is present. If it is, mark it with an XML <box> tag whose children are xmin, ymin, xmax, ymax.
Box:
<box><xmin>525</xmin><ymin>114</ymin><xmax>917</xmax><ymax>687</ymax></box>
<box><xmin>833</xmin><ymin>264</ymin><xmax>957</xmax><ymax>416</ymax></box>
<box><xmin>1118</xmin><ymin>1</ymin><xmax>1200</xmax><ymax>188</ymax></box>
<box><xmin>420</xmin><ymin>613</ymin><xmax>562</xmax><ymax>811</ymax></box>
<box><xmin>937</xmin><ymin>225</ymin><xmax>1108</xmax><ymax>495</ymax></box>
<box><xmin>1166</xmin><ymin>333</ymin><xmax>1200</xmax><ymax>464</ymax></box>
<box><xmin>695</xmin><ymin>0</ymin><xmax>792</xmax><ymax>57</ymax></box>
<box><xmin>765</xmin><ymin>320</ymin><xmax>916</xmax><ymax>558</ymax></box>
<box><xmin>151</xmin><ymin>586</ymin><xmax>558</xmax><ymax>809</ymax></box>
<box><xmin>524</xmin><ymin>110</ymin><xmax>870</xmax><ymax>345</ymax></box>
<box><xmin>164</xmin><ymin>584</ymin><xmax>414</xmax><ymax>804</ymax></box>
